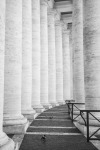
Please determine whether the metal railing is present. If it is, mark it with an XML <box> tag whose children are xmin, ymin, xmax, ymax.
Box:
<box><xmin>66</xmin><ymin>102</ymin><xmax>85</xmax><ymax>122</ymax></box>
<box><xmin>80</xmin><ymin>110</ymin><xmax>100</xmax><ymax>142</ymax></box>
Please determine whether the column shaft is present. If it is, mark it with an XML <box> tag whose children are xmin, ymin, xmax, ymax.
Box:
<box><xmin>77</xmin><ymin>0</ymin><xmax>100</xmax><ymax>131</ymax></box>
<box><xmin>40</xmin><ymin>0</ymin><xmax>51</xmax><ymax>109</ymax></box>
<box><xmin>32</xmin><ymin>0</ymin><xmax>44</xmax><ymax>113</ymax></box>
<box><xmin>55</xmin><ymin>19</ymin><xmax>64</xmax><ymax>104</ymax></box>
<box><xmin>62</xmin><ymin>23</ymin><xmax>71</xmax><ymax>100</ymax></box>
<box><xmin>68</xmin><ymin>24</ymin><xmax>74</xmax><ymax>100</ymax></box>
<box><xmin>22</xmin><ymin>0</ymin><xmax>35</xmax><ymax>115</ymax></box>
<box><xmin>48</xmin><ymin>9</ymin><xmax>57</xmax><ymax>107</ymax></box>
<box><xmin>4</xmin><ymin>0</ymin><xmax>28</xmax><ymax>134</ymax></box>
<box><xmin>72</xmin><ymin>0</ymin><xmax>85</xmax><ymax>103</ymax></box>
<box><xmin>0</xmin><ymin>1</ymin><xmax>15</xmax><ymax>149</ymax></box>
<box><xmin>83</xmin><ymin>0</ymin><xmax>100</xmax><ymax>111</ymax></box>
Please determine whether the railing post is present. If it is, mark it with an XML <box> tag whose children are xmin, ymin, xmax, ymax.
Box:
<box><xmin>87</xmin><ymin>112</ymin><xmax>89</xmax><ymax>142</ymax></box>
<box><xmin>72</xmin><ymin>104</ymin><xmax>73</xmax><ymax>122</ymax></box>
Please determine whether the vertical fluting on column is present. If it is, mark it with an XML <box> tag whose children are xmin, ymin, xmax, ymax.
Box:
<box><xmin>22</xmin><ymin>0</ymin><xmax>35</xmax><ymax>115</ymax></box>
<box><xmin>32</xmin><ymin>0</ymin><xmax>44</xmax><ymax>113</ymax></box>
<box><xmin>0</xmin><ymin>1</ymin><xmax>15</xmax><ymax>149</ymax></box>
<box><xmin>83</xmin><ymin>0</ymin><xmax>100</xmax><ymax>112</ymax></box>
<box><xmin>40</xmin><ymin>0</ymin><xmax>51</xmax><ymax>109</ymax></box>
<box><xmin>48</xmin><ymin>9</ymin><xmax>57</xmax><ymax>107</ymax></box>
<box><xmin>62</xmin><ymin>23</ymin><xmax>71</xmax><ymax>100</ymax></box>
<box><xmin>4</xmin><ymin>0</ymin><xmax>28</xmax><ymax>134</ymax></box>
<box><xmin>72</xmin><ymin>0</ymin><xmax>85</xmax><ymax>103</ymax></box>
<box><xmin>55</xmin><ymin>15</ymin><xmax>64</xmax><ymax>105</ymax></box>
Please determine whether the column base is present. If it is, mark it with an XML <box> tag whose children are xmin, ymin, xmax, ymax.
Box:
<box><xmin>74</xmin><ymin>121</ymin><xmax>100</xmax><ymax>136</ymax></box>
<box><xmin>33</xmin><ymin>104</ymin><xmax>45</xmax><ymax>113</ymax></box>
<box><xmin>22</xmin><ymin>108</ymin><xmax>37</xmax><ymax>120</ymax></box>
<box><xmin>22</xmin><ymin>107</ymin><xmax>36</xmax><ymax>115</ymax></box>
<box><xmin>0</xmin><ymin>133</ymin><xmax>17</xmax><ymax>150</ymax></box>
<box><xmin>42</xmin><ymin>103</ymin><xmax>52</xmax><ymax>109</ymax></box>
<box><xmin>3</xmin><ymin>115</ymin><xmax>29</xmax><ymax>134</ymax></box>
<box><xmin>50</xmin><ymin>103</ymin><xmax>59</xmax><ymax>107</ymax></box>
<box><xmin>57</xmin><ymin>101</ymin><xmax>65</xmax><ymax>105</ymax></box>
<box><xmin>25</xmin><ymin>113</ymin><xmax>39</xmax><ymax>121</ymax></box>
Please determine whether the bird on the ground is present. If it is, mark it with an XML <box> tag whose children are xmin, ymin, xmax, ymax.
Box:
<box><xmin>41</xmin><ymin>135</ymin><xmax>46</xmax><ymax>141</ymax></box>
<box><xmin>49</xmin><ymin>116</ymin><xmax>53</xmax><ymax>119</ymax></box>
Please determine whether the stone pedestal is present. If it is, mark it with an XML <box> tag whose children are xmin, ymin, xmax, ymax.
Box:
<box><xmin>0</xmin><ymin>1</ymin><xmax>16</xmax><ymax>149</ymax></box>
<box><xmin>72</xmin><ymin>0</ymin><xmax>85</xmax><ymax>105</ymax></box>
<box><xmin>40</xmin><ymin>0</ymin><xmax>52</xmax><ymax>109</ymax></box>
<box><xmin>55</xmin><ymin>19</ymin><xmax>64</xmax><ymax>105</ymax></box>
<box><xmin>48</xmin><ymin>9</ymin><xmax>58</xmax><ymax>107</ymax></box>
<box><xmin>22</xmin><ymin>0</ymin><xmax>35</xmax><ymax>116</ymax></box>
<box><xmin>62</xmin><ymin>23</ymin><xmax>71</xmax><ymax>101</ymax></box>
<box><xmin>77</xmin><ymin>0</ymin><xmax>100</xmax><ymax>133</ymax></box>
<box><xmin>32</xmin><ymin>0</ymin><xmax>44</xmax><ymax>113</ymax></box>
<box><xmin>4</xmin><ymin>0</ymin><xmax>28</xmax><ymax>134</ymax></box>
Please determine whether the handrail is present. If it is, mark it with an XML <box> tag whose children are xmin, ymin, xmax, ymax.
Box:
<box><xmin>80</xmin><ymin>110</ymin><xmax>100</xmax><ymax>142</ymax></box>
<box><xmin>66</xmin><ymin>102</ymin><xmax>85</xmax><ymax>122</ymax></box>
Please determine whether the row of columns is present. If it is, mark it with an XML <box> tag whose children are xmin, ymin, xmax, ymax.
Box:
<box><xmin>0</xmin><ymin>0</ymin><xmax>71</xmax><ymax>148</ymax></box>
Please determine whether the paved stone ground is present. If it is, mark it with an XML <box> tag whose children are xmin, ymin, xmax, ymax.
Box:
<box><xmin>19</xmin><ymin>105</ymin><xmax>99</xmax><ymax>150</ymax></box>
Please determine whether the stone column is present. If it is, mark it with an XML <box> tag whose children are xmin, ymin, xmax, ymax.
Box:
<box><xmin>0</xmin><ymin>1</ymin><xmax>15</xmax><ymax>149</ymax></box>
<box><xmin>48</xmin><ymin>9</ymin><xmax>58</xmax><ymax>107</ymax></box>
<box><xmin>62</xmin><ymin>23</ymin><xmax>71</xmax><ymax>100</ymax></box>
<box><xmin>72</xmin><ymin>0</ymin><xmax>85</xmax><ymax>104</ymax></box>
<box><xmin>4</xmin><ymin>0</ymin><xmax>28</xmax><ymax>134</ymax></box>
<box><xmin>55</xmin><ymin>17</ymin><xmax>64</xmax><ymax>105</ymax></box>
<box><xmin>40</xmin><ymin>0</ymin><xmax>51</xmax><ymax>109</ymax></box>
<box><xmin>22</xmin><ymin>0</ymin><xmax>35</xmax><ymax>115</ymax></box>
<box><xmin>84</xmin><ymin>0</ymin><xmax>100</xmax><ymax>113</ymax></box>
<box><xmin>77</xmin><ymin>0</ymin><xmax>100</xmax><ymax>134</ymax></box>
<box><xmin>32</xmin><ymin>0</ymin><xmax>44</xmax><ymax>113</ymax></box>
<box><xmin>68</xmin><ymin>23</ymin><xmax>74</xmax><ymax>100</ymax></box>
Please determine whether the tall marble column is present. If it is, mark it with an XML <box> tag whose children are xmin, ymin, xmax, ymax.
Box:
<box><xmin>4</xmin><ymin>0</ymin><xmax>28</xmax><ymax>134</ymax></box>
<box><xmin>62</xmin><ymin>23</ymin><xmax>71</xmax><ymax>100</ymax></box>
<box><xmin>48</xmin><ymin>9</ymin><xmax>58</xmax><ymax>107</ymax></box>
<box><xmin>83</xmin><ymin>0</ymin><xmax>100</xmax><ymax>113</ymax></box>
<box><xmin>22</xmin><ymin>0</ymin><xmax>35</xmax><ymax>115</ymax></box>
<box><xmin>68</xmin><ymin>23</ymin><xmax>74</xmax><ymax>100</ymax></box>
<box><xmin>0</xmin><ymin>1</ymin><xmax>15</xmax><ymax>149</ymax></box>
<box><xmin>55</xmin><ymin>17</ymin><xmax>64</xmax><ymax>105</ymax></box>
<box><xmin>72</xmin><ymin>0</ymin><xmax>85</xmax><ymax>103</ymax></box>
<box><xmin>76</xmin><ymin>0</ymin><xmax>100</xmax><ymax>135</ymax></box>
<box><xmin>40</xmin><ymin>0</ymin><xmax>51</xmax><ymax>109</ymax></box>
<box><xmin>32</xmin><ymin>0</ymin><xmax>44</xmax><ymax>113</ymax></box>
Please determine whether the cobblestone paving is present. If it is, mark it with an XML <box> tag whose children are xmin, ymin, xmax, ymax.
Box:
<box><xmin>19</xmin><ymin>105</ymin><xmax>98</xmax><ymax>150</ymax></box>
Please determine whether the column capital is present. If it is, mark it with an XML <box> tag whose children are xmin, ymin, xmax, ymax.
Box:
<box><xmin>62</xmin><ymin>22</ymin><xmax>69</xmax><ymax>33</ymax></box>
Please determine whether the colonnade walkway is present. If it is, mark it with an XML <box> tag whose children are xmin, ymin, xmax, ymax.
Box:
<box><xmin>19</xmin><ymin>105</ymin><xmax>98</xmax><ymax>150</ymax></box>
